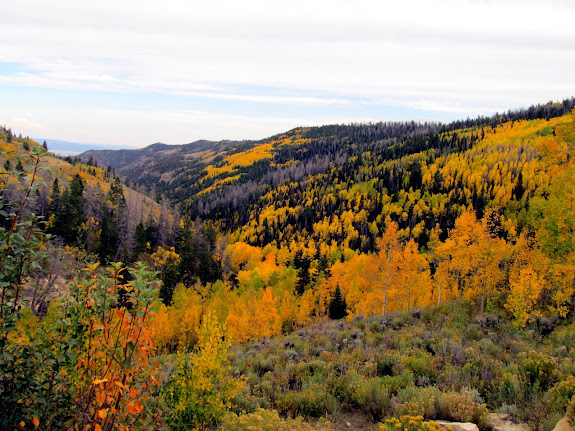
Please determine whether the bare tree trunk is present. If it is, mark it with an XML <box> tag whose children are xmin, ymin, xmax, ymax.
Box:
<box><xmin>437</xmin><ymin>280</ymin><xmax>442</xmax><ymax>305</ymax></box>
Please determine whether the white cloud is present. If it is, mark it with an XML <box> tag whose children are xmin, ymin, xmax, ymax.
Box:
<box><xmin>1</xmin><ymin>0</ymin><xmax>574</xmax><ymax>146</ymax></box>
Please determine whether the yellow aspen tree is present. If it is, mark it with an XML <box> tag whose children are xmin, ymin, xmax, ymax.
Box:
<box><xmin>427</xmin><ymin>227</ymin><xmax>452</xmax><ymax>305</ymax></box>
<box><xmin>475</xmin><ymin>212</ymin><xmax>511</xmax><ymax>313</ymax></box>
<box><xmin>447</xmin><ymin>211</ymin><xmax>482</xmax><ymax>300</ymax></box>
<box><xmin>254</xmin><ymin>287</ymin><xmax>282</xmax><ymax>338</ymax></box>
<box><xmin>506</xmin><ymin>267</ymin><xmax>545</xmax><ymax>327</ymax></box>
<box><xmin>398</xmin><ymin>239</ymin><xmax>431</xmax><ymax>312</ymax></box>
<box><xmin>376</xmin><ymin>221</ymin><xmax>402</xmax><ymax>316</ymax></box>
<box><xmin>297</xmin><ymin>289</ymin><xmax>316</xmax><ymax>326</ymax></box>
<box><xmin>548</xmin><ymin>256</ymin><xmax>575</xmax><ymax>318</ymax></box>
<box><xmin>164</xmin><ymin>310</ymin><xmax>244</xmax><ymax>430</ymax></box>
<box><xmin>433</xmin><ymin>259</ymin><xmax>457</xmax><ymax>305</ymax></box>
<box><xmin>345</xmin><ymin>254</ymin><xmax>382</xmax><ymax>317</ymax></box>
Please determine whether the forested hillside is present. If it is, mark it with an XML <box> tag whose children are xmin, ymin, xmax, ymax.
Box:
<box><xmin>0</xmin><ymin>128</ymin><xmax>165</xmax><ymax>263</ymax></box>
<box><xmin>2</xmin><ymin>98</ymin><xmax>575</xmax><ymax>430</ymax></box>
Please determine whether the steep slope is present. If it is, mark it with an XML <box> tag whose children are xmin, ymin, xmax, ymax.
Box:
<box><xmin>79</xmin><ymin>100</ymin><xmax>575</xmax><ymax>251</ymax></box>
<box><xmin>226</xmin><ymin>302</ymin><xmax>575</xmax><ymax>430</ymax></box>
<box><xmin>0</xmin><ymin>126</ymin><xmax>163</xmax><ymax>262</ymax></box>
<box><xmin>79</xmin><ymin>138</ymin><xmax>254</xmax><ymax>189</ymax></box>
<box><xmin>1</xmin><ymin>128</ymin><xmax>160</xmax><ymax>219</ymax></box>
<box><xmin>110</xmin><ymin>99</ymin><xmax>572</xmax><ymax>255</ymax></box>
<box><xmin>144</xmin><ymin>97</ymin><xmax>575</xmax><ymax>345</ymax></box>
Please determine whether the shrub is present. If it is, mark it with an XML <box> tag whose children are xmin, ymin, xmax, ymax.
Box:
<box><xmin>379</xmin><ymin>415</ymin><xmax>446</xmax><ymax>431</ymax></box>
<box><xmin>567</xmin><ymin>396</ymin><xmax>575</xmax><ymax>424</ymax></box>
<box><xmin>220</xmin><ymin>408</ymin><xmax>332</xmax><ymax>431</ymax></box>
<box><xmin>381</xmin><ymin>372</ymin><xmax>415</xmax><ymax>395</ymax></box>
<box><xmin>548</xmin><ymin>376</ymin><xmax>575</xmax><ymax>412</ymax></box>
<box><xmin>251</xmin><ymin>375</ymin><xmax>275</xmax><ymax>404</ymax></box>
<box><xmin>394</xmin><ymin>386</ymin><xmax>440</xmax><ymax>419</ymax></box>
<box><xmin>296</xmin><ymin>360</ymin><xmax>328</xmax><ymax>381</ymax></box>
<box><xmin>279</xmin><ymin>363</ymin><xmax>304</xmax><ymax>391</ymax></box>
<box><xmin>279</xmin><ymin>384</ymin><xmax>325</xmax><ymax>417</ymax></box>
<box><xmin>541</xmin><ymin>412</ymin><xmax>565</xmax><ymax>431</ymax></box>
<box><xmin>402</xmin><ymin>352</ymin><xmax>437</xmax><ymax>383</ymax></box>
<box><xmin>327</xmin><ymin>369</ymin><xmax>363</xmax><ymax>407</ymax></box>
<box><xmin>352</xmin><ymin>378</ymin><xmax>391</xmax><ymax>421</ymax></box>
<box><xmin>495</xmin><ymin>371</ymin><xmax>522</xmax><ymax>406</ymax></box>
<box><xmin>230</xmin><ymin>384</ymin><xmax>265</xmax><ymax>415</ymax></box>
<box><xmin>551</xmin><ymin>322</ymin><xmax>575</xmax><ymax>351</ymax></box>
<box><xmin>391</xmin><ymin>313</ymin><xmax>414</xmax><ymax>329</ymax></box>
<box><xmin>254</xmin><ymin>356</ymin><xmax>274</xmax><ymax>376</ymax></box>
<box><xmin>163</xmin><ymin>311</ymin><xmax>245</xmax><ymax>430</ymax></box>
<box><xmin>477</xmin><ymin>337</ymin><xmax>500</xmax><ymax>356</ymax></box>
<box><xmin>325</xmin><ymin>393</ymin><xmax>341</xmax><ymax>416</ymax></box>
<box><xmin>437</xmin><ymin>391</ymin><xmax>487</xmax><ymax>424</ymax></box>
<box><xmin>517</xmin><ymin>350</ymin><xmax>557</xmax><ymax>392</ymax></box>
<box><xmin>377</xmin><ymin>352</ymin><xmax>402</xmax><ymax>377</ymax></box>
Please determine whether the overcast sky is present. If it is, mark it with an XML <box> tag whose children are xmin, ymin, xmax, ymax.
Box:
<box><xmin>1</xmin><ymin>0</ymin><xmax>574</xmax><ymax>149</ymax></box>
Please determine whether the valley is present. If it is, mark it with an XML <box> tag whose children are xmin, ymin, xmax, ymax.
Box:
<box><xmin>1</xmin><ymin>99</ymin><xmax>575</xmax><ymax>430</ymax></box>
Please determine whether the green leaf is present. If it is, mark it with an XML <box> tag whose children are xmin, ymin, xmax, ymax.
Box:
<box><xmin>124</xmin><ymin>355</ymin><xmax>132</xmax><ymax>368</ymax></box>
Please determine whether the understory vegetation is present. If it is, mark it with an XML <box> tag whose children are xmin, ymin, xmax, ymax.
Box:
<box><xmin>226</xmin><ymin>302</ymin><xmax>575</xmax><ymax>430</ymax></box>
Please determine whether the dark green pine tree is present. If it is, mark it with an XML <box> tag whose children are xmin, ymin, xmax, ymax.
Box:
<box><xmin>99</xmin><ymin>215</ymin><xmax>118</xmax><ymax>262</ymax></box>
<box><xmin>47</xmin><ymin>178</ymin><xmax>61</xmax><ymax>235</ymax></box>
<box><xmin>99</xmin><ymin>177</ymin><xmax>127</xmax><ymax>262</ymax></box>
<box><xmin>329</xmin><ymin>285</ymin><xmax>348</xmax><ymax>320</ymax></box>
<box><xmin>176</xmin><ymin>217</ymin><xmax>197</xmax><ymax>288</ymax></box>
<box><xmin>48</xmin><ymin>178</ymin><xmax>61</xmax><ymax>213</ymax></box>
<box><xmin>294</xmin><ymin>250</ymin><xmax>311</xmax><ymax>296</ymax></box>
<box><xmin>144</xmin><ymin>217</ymin><xmax>159</xmax><ymax>250</ymax></box>
<box><xmin>133</xmin><ymin>222</ymin><xmax>148</xmax><ymax>256</ymax></box>
<box><xmin>56</xmin><ymin>174</ymin><xmax>84</xmax><ymax>244</ymax></box>
<box><xmin>109</xmin><ymin>177</ymin><xmax>126</xmax><ymax>209</ymax></box>
<box><xmin>15</xmin><ymin>160</ymin><xmax>24</xmax><ymax>171</ymax></box>
<box><xmin>3</xmin><ymin>160</ymin><xmax>11</xmax><ymax>171</ymax></box>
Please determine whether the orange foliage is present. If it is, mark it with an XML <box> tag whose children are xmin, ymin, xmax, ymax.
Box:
<box><xmin>226</xmin><ymin>287</ymin><xmax>281</xmax><ymax>342</ymax></box>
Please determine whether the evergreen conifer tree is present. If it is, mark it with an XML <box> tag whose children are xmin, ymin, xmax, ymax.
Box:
<box><xmin>57</xmin><ymin>174</ymin><xmax>84</xmax><ymax>244</ymax></box>
<box><xmin>329</xmin><ymin>285</ymin><xmax>348</xmax><ymax>320</ymax></box>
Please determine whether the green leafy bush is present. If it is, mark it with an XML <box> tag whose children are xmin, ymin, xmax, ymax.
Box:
<box><xmin>494</xmin><ymin>370</ymin><xmax>522</xmax><ymax>406</ymax></box>
<box><xmin>402</xmin><ymin>352</ymin><xmax>437</xmax><ymax>383</ymax></box>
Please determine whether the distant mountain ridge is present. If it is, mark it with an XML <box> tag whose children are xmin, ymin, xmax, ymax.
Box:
<box><xmin>79</xmin><ymin>139</ymin><xmax>240</xmax><ymax>170</ymax></box>
<box><xmin>78</xmin><ymin>138</ymin><xmax>261</xmax><ymax>193</ymax></box>
<box><xmin>34</xmin><ymin>138</ymin><xmax>121</xmax><ymax>155</ymax></box>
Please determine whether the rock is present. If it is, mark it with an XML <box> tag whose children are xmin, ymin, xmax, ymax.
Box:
<box><xmin>436</xmin><ymin>420</ymin><xmax>479</xmax><ymax>431</ymax></box>
<box><xmin>486</xmin><ymin>413</ymin><xmax>530</xmax><ymax>431</ymax></box>
<box><xmin>553</xmin><ymin>416</ymin><xmax>574</xmax><ymax>431</ymax></box>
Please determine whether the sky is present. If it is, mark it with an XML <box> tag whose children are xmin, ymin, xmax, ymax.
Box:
<box><xmin>1</xmin><ymin>0</ymin><xmax>574</xmax><ymax>149</ymax></box>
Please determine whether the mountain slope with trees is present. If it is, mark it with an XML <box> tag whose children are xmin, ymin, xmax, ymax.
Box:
<box><xmin>2</xmin><ymin>98</ymin><xmax>575</xmax><ymax>430</ymax></box>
